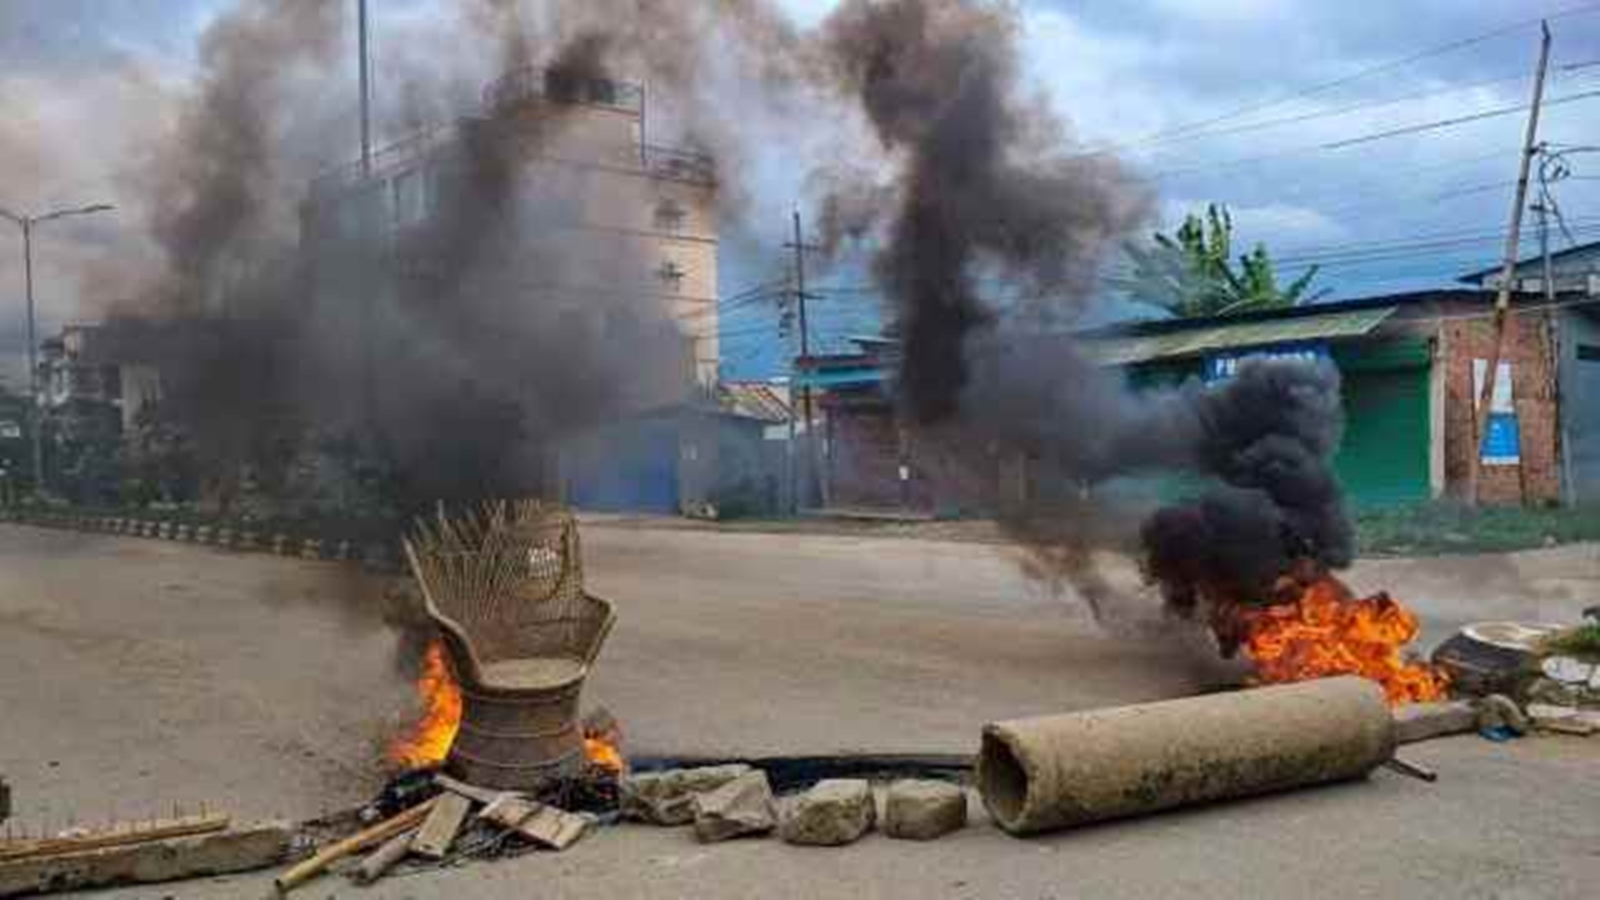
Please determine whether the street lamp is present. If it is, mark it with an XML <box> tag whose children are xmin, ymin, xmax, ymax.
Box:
<box><xmin>0</xmin><ymin>202</ymin><xmax>115</xmax><ymax>497</ymax></box>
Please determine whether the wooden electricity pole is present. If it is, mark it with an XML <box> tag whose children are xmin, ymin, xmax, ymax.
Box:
<box><xmin>1466</xmin><ymin>19</ymin><xmax>1551</xmax><ymax>507</ymax></box>
<box><xmin>784</xmin><ymin>210</ymin><xmax>821</xmax><ymax>512</ymax></box>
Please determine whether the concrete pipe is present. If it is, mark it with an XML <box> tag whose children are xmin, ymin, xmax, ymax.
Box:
<box><xmin>978</xmin><ymin>677</ymin><xmax>1394</xmax><ymax>836</ymax></box>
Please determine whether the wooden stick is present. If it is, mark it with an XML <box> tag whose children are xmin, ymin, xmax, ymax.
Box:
<box><xmin>1383</xmin><ymin>757</ymin><xmax>1438</xmax><ymax>783</ymax></box>
<box><xmin>351</xmin><ymin>827</ymin><xmax>416</xmax><ymax>886</ymax></box>
<box><xmin>0</xmin><ymin>813</ymin><xmax>229</xmax><ymax>863</ymax></box>
<box><xmin>274</xmin><ymin>797</ymin><xmax>438</xmax><ymax>894</ymax></box>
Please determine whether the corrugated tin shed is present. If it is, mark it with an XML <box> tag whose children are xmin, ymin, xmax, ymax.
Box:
<box><xmin>717</xmin><ymin>381</ymin><xmax>791</xmax><ymax>424</ymax></box>
<box><xmin>1078</xmin><ymin>306</ymin><xmax>1396</xmax><ymax>366</ymax></box>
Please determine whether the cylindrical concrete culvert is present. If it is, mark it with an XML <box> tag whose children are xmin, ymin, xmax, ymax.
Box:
<box><xmin>978</xmin><ymin>676</ymin><xmax>1395</xmax><ymax>836</ymax></box>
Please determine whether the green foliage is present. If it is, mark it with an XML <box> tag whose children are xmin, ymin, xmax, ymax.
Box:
<box><xmin>1543</xmin><ymin>624</ymin><xmax>1600</xmax><ymax>662</ymax></box>
<box><xmin>1355</xmin><ymin>502</ymin><xmax>1600</xmax><ymax>556</ymax></box>
<box><xmin>1122</xmin><ymin>204</ymin><xmax>1329</xmax><ymax>318</ymax></box>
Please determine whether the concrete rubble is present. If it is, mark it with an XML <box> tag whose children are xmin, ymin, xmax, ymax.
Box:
<box><xmin>883</xmin><ymin>779</ymin><xmax>968</xmax><ymax>841</ymax></box>
<box><xmin>692</xmin><ymin>770</ymin><xmax>777</xmax><ymax>843</ymax></box>
<box><xmin>1392</xmin><ymin>700</ymin><xmax>1478</xmax><ymax>744</ymax></box>
<box><xmin>1527</xmin><ymin>703</ymin><xmax>1600</xmax><ymax>736</ymax></box>
<box><xmin>0</xmin><ymin>820</ymin><xmax>291</xmax><ymax>898</ymax></box>
<box><xmin>621</xmin><ymin>764</ymin><xmax>753</xmax><ymax>826</ymax></box>
<box><xmin>777</xmin><ymin>779</ymin><xmax>876</xmax><ymax>847</ymax></box>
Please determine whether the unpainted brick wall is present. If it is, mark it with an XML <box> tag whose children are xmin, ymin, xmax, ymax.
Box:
<box><xmin>1441</xmin><ymin>314</ymin><xmax>1562</xmax><ymax>504</ymax></box>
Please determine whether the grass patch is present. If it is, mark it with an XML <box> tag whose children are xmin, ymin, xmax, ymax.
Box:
<box><xmin>1355</xmin><ymin>502</ymin><xmax>1600</xmax><ymax>556</ymax></box>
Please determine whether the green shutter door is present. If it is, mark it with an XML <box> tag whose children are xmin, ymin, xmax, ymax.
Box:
<box><xmin>1334</xmin><ymin>364</ymin><xmax>1430</xmax><ymax>507</ymax></box>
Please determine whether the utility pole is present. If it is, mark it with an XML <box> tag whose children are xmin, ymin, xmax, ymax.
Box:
<box><xmin>0</xmin><ymin>203</ymin><xmax>115</xmax><ymax>499</ymax></box>
<box><xmin>358</xmin><ymin>0</ymin><xmax>373</xmax><ymax>178</ymax></box>
<box><xmin>785</xmin><ymin>210</ymin><xmax>821</xmax><ymax>512</ymax></box>
<box><xmin>1466</xmin><ymin>19</ymin><xmax>1551</xmax><ymax>507</ymax></box>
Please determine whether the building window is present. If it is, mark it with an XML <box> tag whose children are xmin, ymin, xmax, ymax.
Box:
<box><xmin>656</xmin><ymin>261</ymin><xmax>686</xmax><ymax>292</ymax></box>
<box><xmin>393</xmin><ymin>169</ymin><xmax>429</xmax><ymax>228</ymax></box>
<box><xmin>653</xmin><ymin>199</ymin><xmax>686</xmax><ymax>232</ymax></box>
<box><xmin>1578</xmin><ymin>344</ymin><xmax>1600</xmax><ymax>363</ymax></box>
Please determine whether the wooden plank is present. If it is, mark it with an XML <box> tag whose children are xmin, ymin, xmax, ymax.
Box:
<box><xmin>274</xmin><ymin>796</ymin><xmax>438</xmax><ymax>894</ymax></box>
<box><xmin>409</xmin><ymin>792</ymin><xmax>473</xmax><ymax>860</ymax></box>
<box><xmin>0</xmin><ymin>821</ymin><xmax>289</xmax><ymax>898</ymax></box>
<box><xmin>0</xmin><ymin>813</ymin><xmax>229</xmax><ymax>863</ymax></box>
<box><xmin>479</xmin><ymin>797</ymin><xmax>590</xmax><ymax>851</ymax></box>
<box><xmin>435</xmin><ymin>773</ymin><xmax>522</xmax><ymax>807</ymax></box>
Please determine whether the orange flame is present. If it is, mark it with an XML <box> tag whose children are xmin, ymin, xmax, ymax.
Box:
<box><xmin>584</xmin><ymin>736</ymin><xmax>625</xmax><ymax>774</ymax></box>
<box><xmin>1227</xmin><ymin>574</ymin><xmax>1449</xmax><ymax>705</ymax></box>
<box><xmin>388</xmin><ymin>641</ymin><xmax>463</xmax><ymax>769</ymax></box>
<box><xmin>388</xmin><ymin>639</ymin><xmax>627</xmax><ymax>773</ymax></box>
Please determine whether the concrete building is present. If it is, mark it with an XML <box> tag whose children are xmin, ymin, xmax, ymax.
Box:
<box><xmin>801</xmin><ymin>289</ymin><xmax>1600</xmax><ymax>512</ymax></box>
<box><xmin>38</xmin><ymin>322</ymin><xmax>164</xmax><ymax>432</ymax></box>
<box><xmin>300</xmin><ymin>64</ymin><xmax>724</xmax><ymax>512</ymax></box>
<box><xmin>302</xmin><ymin>66</ymin><xmax>720</xmax><ymax>386</ymax></box>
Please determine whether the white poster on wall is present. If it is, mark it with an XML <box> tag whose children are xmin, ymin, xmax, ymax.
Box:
<box><xmin>1472</xmin><ymin>359</ymin><xmax>1520</xmax><ymax>466</ymax></box>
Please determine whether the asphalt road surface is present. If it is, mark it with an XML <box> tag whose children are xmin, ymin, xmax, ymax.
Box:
<box><xmin>0</xmin><ymin>521</ymin><xmax>1595</xmax><ymax>898</ymax></box>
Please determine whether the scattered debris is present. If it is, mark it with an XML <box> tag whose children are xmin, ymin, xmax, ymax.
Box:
<box><xmin>692</xmin><ymin>770</ymin><xmax>777</xmax><ymax>843</ymax></box>
<box><xmin>777</xmin><ymin>779</ymin><xmax>875</xmax><ymax>847</ymax></box>
<box><xmin>622</xmin><ymin>764</ymin><xmax>753</xmax><ymax>826</ymax></box>
<box><xmin>275</xmin><ymin>795</ymin><xmax>440</xmax><ymax>893</ymax></box>
<box><xmin>1392</xmin><ymin>700</ymin><xmax>1478</xmax><ymax>744</ymax></box>
<box><xmin>1527</xmin><ymin>703</ymin><xmax>1600</xmax><ymax>736</ymax></box>
<box><xmin>0</xmin><ymin>818</ymin><xmax>289</xmax><ymax>898</ymax></box>
<box><xmin>1476</xmin><ymin>694</ymin><xmax>1531</xmax><ymax>737</ymax></box>
<box><xmin>883</xmin><ymin>780</ymin><xmax>967</xmax><ymax>841</ymax></box>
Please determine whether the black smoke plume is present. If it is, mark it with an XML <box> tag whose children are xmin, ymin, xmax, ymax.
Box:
<box><xmin>814</xmin><ymin>0</ymin><xmax>1353</xmax><ymax>620</ymax></box>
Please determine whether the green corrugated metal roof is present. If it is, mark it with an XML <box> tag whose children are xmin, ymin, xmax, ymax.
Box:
<box><xmin>1080</xmin><ymin>306</ymin><xmax>1397</xmax><ymax>366</ymax></box>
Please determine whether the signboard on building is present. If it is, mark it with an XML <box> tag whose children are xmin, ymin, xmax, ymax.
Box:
<box><xmin>1203</xmin><ymin>342</ymin><xmax>1330</xmax><ymax>383</ymax></box>
<box><xmin>1473</xmin><ymin>359</ymin><xmax>1520</xmax><ymax>466</ymax></box>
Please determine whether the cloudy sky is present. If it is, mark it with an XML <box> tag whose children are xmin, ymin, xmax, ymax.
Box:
<box><xmin>2</xmin><ymin>1</ymin><xmax>1598</xmax><ymax>383</ymax></box>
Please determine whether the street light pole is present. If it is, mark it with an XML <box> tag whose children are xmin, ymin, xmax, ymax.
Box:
<box><xmin>0</xmin><ymin>203</ymin><xmax>115</xmax><ymax>497</ymax></box>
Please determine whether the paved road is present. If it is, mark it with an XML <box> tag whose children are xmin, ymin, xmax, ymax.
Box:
<box><xmin>0</xmin><ymin>522</ymin><xmax>1595</xmax><ymax>898</ymax></box>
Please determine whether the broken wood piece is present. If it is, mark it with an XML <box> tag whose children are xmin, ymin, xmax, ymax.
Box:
<box><xmin>0</xmin><ymin>813</ymin><xmax>229</xmax><ymax>862</ymax></box>
<box><xmin>410</xmin><ymin>792</ymin><xmax>473</xmax><ymax>860</ymax></box>
<box><xmin>435</xmin><ymin>773</ymin><xmax>523</xmax><ymax>807</ymax></box>
<box><xmin>479</xmin><ymin>797</ymin><xmax>590</xmax><ymax>851</ymax></box>
<box><xmin>274</xmin><ymin>796</ymin><xmax>438</xmax><ymax>894</ymax></box>
<box><xmin>352</xmin><ymin>827</ymin><xmax>416</xmax><ymax>886</ymax></box>
<box><xmin>0</xmin><ymin>820</ymin><xmax>289</xmax><ymax>898</ymax></box>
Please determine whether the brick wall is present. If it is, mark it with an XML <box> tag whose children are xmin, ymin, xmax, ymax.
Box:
<box><xmin>824</xmin><ymin>401</ymin><xmax>1000</xmax><ymax>513</ymax></box>
<box><xmin>1441</xmin><ymin>313</ymin><xmax>1562</xmax><ymax>504</ymax></box>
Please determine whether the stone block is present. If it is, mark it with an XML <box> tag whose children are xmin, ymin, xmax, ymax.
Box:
<box><xmin>692</xmin><ymin>770</ymin><xmax>776</xmax><ymax>843</ymax></box>
<box><xmin>621</xmin><ymin>764</ymin><xmax>753</xmax><ymax>826</ymax></box>
<box><xmin>1392</xmin><ymin>700</ymin><xmax>1477</xmax><ymax>744</ymax></box>
<box><xmin>883</xmin><ymin>779</ymin><xmax>967</xmax><ymax>841</ymax></box>
<box><xmin>778</xmin><ymin>779</ymin><xmax>875</xmax><ymax>846</ymax></box>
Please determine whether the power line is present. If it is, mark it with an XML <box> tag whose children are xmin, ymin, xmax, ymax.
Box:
<box><xmin>1077</xmin><ymin>2</ymin><xmax>1600</xmax><ymax>158</ymax></box>
<box><xmin>1321</xmin><ymin>86</ymin><xmax>1600</xmax><ymax>150</ymax></box>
